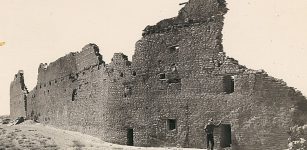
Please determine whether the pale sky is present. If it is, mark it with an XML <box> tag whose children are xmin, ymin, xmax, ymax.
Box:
<box><xmin>0</xmin><ymin>0</ymin><xmax>306</xmax><ymax>115</ymax></box>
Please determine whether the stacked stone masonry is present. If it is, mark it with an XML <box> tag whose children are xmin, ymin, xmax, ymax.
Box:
<box><xmin>10</xmin><ymin>0</ymin><xmax>307</xmax><ymax>149</ymax></box>
<box><xmin>10</xmin><ymin>70</ymin><xmax>28</xmax><ymax>119</ymax></box>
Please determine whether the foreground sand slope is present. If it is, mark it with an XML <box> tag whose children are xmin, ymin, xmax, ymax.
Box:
<box><xmin>0</xmin><ymin>121</ymin><xmax>207</xmax><ymax>150</ymax></box>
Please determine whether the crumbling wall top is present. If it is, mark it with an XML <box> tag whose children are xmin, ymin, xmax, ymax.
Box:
<box><xmin>76</xmin><ymin>43</ymin><xmax>104</xmax><ymax>71</ymax></box>
<box><xmin>14</xmin><ymin>70</ymin><xmax>25</xmax><ymax>80</ymax></box>
<box><xmin>177</xmin><ymin>0</ymin><xmax>228</xmax><ymax>22</ymax></box>
<box><xmin>110</xmin><ymin>53</ymin><xmax>131</xmax><ymax>67</ymax></box>
<box><xmin>142</xmin><ymin>0</ymin><xmax>228</xmax><ymax>36</ymax></box>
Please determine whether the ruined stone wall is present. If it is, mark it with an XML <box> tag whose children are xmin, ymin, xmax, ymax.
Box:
<box><xmin>75</xmin><ymin>43</ymin><xmax>104</xmax><ymax>71</ymax></box>
<box><xmin>10</xmin><ymin>0</ymin><xmax>307</xmax><ymax>149</ymax></box>
<box><xmin>26</xmin><ymin>44</ymin><xmax>135</xmax><ymax>145</ymax></box>
<box><xmin>179</xmin><ymin>72</ymin><xmax>306</xmax><ymax>149</ymax></box>
<box><xmin>10</xmin><ymin>70</ymin><xmax>28</xmax><ymax>118</ymax></box>
<box><xmin>130</xmin><ymin>0</ymin><xmax>233</xmax><ymax>147</ymax></box>
<box><xmin>129</xmin><ymin>0</ymin><xmax>307</xmax><ymax>149</ymax></box>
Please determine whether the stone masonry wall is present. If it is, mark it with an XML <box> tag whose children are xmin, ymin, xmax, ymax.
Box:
<box><xmin>10</xmin><ymin>70</ymin><xmax>28</xmax><ymax>118</ymax></box>
<box><xmin>10</xmin><ymin>0</ymin><xmax>307</xmax><ymax>149</ymax></box>
<box><xmin>26</xmin><ymin>44</ymin><xmax>138</xmax><ymax>145</ymax></box>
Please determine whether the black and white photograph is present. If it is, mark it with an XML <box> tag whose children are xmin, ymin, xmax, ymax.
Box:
<box><xmin>0</xmin><ymin>0</ymin><xmax>307</xmax><ymax>149</ymax></box>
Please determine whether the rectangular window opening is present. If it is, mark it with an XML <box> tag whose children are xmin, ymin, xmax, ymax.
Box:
<box><xmin>167</xmin><ymin>119</ymin><xmax>177</xmax><ymax>130</ymax></box>
<box><xmin>72</xmin><ymin>89</ymin><xmax>77</xmax><ymax>101</ymax></box>
<box><xmin>224</xmin><ymin>75</ymin><xmax>235</xmax><ymax>94</ymax></box>
<box><xmin>159</xmin><ymin>73</ymin><xmax>166</xmax><ymax>80</ymax></box>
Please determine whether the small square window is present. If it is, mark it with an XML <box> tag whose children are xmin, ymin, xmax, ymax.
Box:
<box><xmin>159</xmin><ymin>73</ymin><xmax>166</xmax><ymax>80</ymax></box>
<box><xmin>167</xmin><ymin>119</ymin><xmax>176</xmax><ymax>130</ymax></box>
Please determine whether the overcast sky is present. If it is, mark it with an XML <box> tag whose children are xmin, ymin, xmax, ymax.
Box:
<box><xmin>0</xmin><ymin>0</ymin><xmax>307</xmax><ymax>115</ymax></box>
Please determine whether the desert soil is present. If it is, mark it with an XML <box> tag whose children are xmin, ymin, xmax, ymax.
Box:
<box><xmin>0</xmin><ymin>121</ymin><xmax>206</xmax><ymax>150</ymax></box>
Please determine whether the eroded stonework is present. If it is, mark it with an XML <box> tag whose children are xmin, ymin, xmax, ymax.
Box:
<box><xmin>10</xmin><ymin>0</ymin><xmax>307</xmax><ymax>149</ymax></box>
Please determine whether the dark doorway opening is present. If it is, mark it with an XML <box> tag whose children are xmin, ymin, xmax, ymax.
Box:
<box><xmin>127</xmin><ymin>128</ymin><xmax>134</xmax><ymax>146</ymax></box>
<box><xmin>220</xmin><ymin>124</ymin><xmax>232</xmax><ymax>148</ymax></box>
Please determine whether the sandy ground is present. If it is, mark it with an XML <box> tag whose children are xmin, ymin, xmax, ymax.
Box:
<box><xmin>0</xmin><ymin>121</ymin><xmax>208</xmax><ymax>150</ymax></box>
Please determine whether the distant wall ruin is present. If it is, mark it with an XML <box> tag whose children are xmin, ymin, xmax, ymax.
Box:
<box><xmin>10</xmin><ymin>0</ymin><xmax>307</xmax><ymax>149</ymax></box>
<box><xmin>10</xmin><ymin>70</ymin><xmax>28</xmax><ymax>119</ymax></box>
